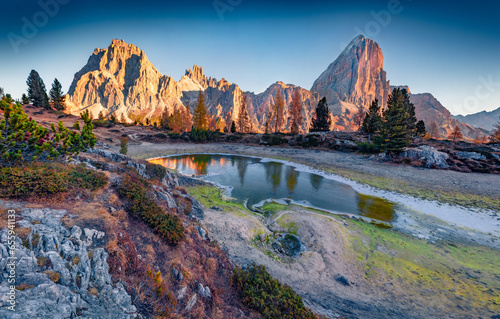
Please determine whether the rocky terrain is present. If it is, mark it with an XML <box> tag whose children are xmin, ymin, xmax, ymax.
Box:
<box><xmin>0</xmin><ymin>149</ymin><xmax>262</xmax><ymax>318</ymax></box>
<box><xmin>65</xmin><ymin>36</ymin><xmax>485</xmax><ymax>139</ymax></box>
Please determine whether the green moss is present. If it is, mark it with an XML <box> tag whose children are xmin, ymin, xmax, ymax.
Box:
<box><xmin>347</xmin><ymin>219</ymin><xmax>500</xmax><ymax>311</ymax></box>
<box><xmin>260</xmin><ymin>202</ymin><xmax>289</xmax><ymax>216</ymax></box>
<box><xmin>186</xmin><ymin>185</ymin><xmax>250</xmax><ymax>217</ymax></box>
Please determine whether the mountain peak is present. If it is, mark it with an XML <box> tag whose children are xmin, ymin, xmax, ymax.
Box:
<box><xmin>185</xmin><ymin>64</ymin><xmax>217</xmax><ymax>89</ymax></box>
<box><xmin>311</xmin><ymin>35</ymin><xmax>389</xmax><ymax>109</ymax></box>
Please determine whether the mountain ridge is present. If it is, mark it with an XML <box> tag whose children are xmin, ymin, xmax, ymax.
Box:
<box><xmin>65</xmin><ymin>37</ymin><xmax>485</xmax><ymax>139</ymax></box>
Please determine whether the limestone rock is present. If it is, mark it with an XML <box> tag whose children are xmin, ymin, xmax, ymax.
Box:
<box><xmin>402</xmin><ymin>145</ymin><xmax>449</xmax><ymax>168</ymax></box>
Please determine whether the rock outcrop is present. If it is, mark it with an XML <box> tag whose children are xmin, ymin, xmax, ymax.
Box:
<box><xmin>0</xmin><ymin>207</ymin><xmax>138</xmax><ymax>318</ymax></box>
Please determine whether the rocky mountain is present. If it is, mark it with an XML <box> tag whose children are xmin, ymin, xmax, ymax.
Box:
<box><xmin>407</xmin><ymin>92</ymin><xmax>485</xmax><ymax>139</ymax></box>
<box><xmin>311</xmin><ymin>35</ymin><xmax>390</xmax><ymax>129</ymax></box>
<box><xmin>453</xmin><ymin>107</ymin><xmax>500</xmax><ymax>131</ymax></box>
<box><xmin>66</xmin><ymin>37</ymin><xmax>485</xmax><ymax>138</ymax></box>
<box><xmin>66</xmin><ymin>39</ymin><xmax>186</xmax><ymax>122</ymax></box>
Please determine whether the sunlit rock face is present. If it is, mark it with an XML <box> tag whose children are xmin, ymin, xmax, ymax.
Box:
<box><xmin>66</xmin><ymin>39</ymin><xmax>186</xmax><ymax>122</ymax></box>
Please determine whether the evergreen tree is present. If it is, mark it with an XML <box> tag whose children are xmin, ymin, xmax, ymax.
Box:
<box><xmin>0</xmin><ymin>87</ymin><xmax>3</xmax><ymax>98</ymax></box>
<box><xmin>378</xmin><ymin>88</ymin><xmax>417</xmax><ymax>154</ymax></box>
<box><xmin>428</xmin><ymin>121</ymin><xmax>440</xmax><ymax>139</ymax></box>
<box><xmin>489</xmin><ymin>121</ymin><xmax>500</xmax><ymax>143</ymax></box>
<box><xmin>181</xmin><ymin>107</ymin><xmax>193</xmax><ymax>132</ymax></box>
<box><xmin>21</xmin><ymin>94</ymin><xmax>29</xmax><ymax>105</ymax></box>
<box><xmin>26</xmin><ymin>70</ymin><xmax>49</xmax><ymax>109</ymax></box>
<box><xmin>49</xmin><ymin>78</ymin><xmax>66</xmax><ymax>110</ymax></box>
<box><xmin>230</xmin><ymin>121</ymin><xmax>236</xmax><ymax>133</ymax></box>
<box><xmin>290</xmin><ymin>90</ymin><xmax>303</xmax><ymax>134</ymax></box>
<box><xmin>353</xmin><ymin>107</ymin><xmax>366</xmax><ymax>131</ymax></box>
<box><xmin>361</xmin><ymin>99</ymin><xmax>382</xmax><ymax>141</ymax></box>
<box><xmin>120</xmin><ymin>114</ymin><xmax>127</xmax><ymax>124</ymax></box>
<box><xmin>448</xmin><ymin>125</ymin><xmax>463</xmax><ymax>142</ymax></box>
<box><xmin>120</xmin><ymin>137</ymin><xmax>128</xmax><ymax>155</ymax></box>
<box><xmin>310</xmin><ymin>97</ymin><xmax>331</xmax><ymax>132</ymax></box>
<box><xmin>416</xmin><ymin>120</ymin><xmax>427</xmax><ymax>137</ymax></box>
<box><xmin>272</xmin><ymin>90</ymin><xmax>284</xmax><ymax>133</ymax></box>
<box><xmin>237</xmin><ymin>93</ymin><xmax>252</xmax><ymax>133</ymax></box>
<box><xmin>193</xmin><ymin>91</ymin><xmax>208</xmax><ymax>130</ymax></box>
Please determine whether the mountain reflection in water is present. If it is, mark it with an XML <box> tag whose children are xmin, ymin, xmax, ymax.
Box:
<box><xmin>150</xmin><ymin>155</ymin><xmax>395</xmax><ymax>222</ymax></box>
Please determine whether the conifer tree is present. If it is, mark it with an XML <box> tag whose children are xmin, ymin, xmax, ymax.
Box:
<box><xmin>310</xmin><ymin>97</ymin><xmax>331</xmax><ymax>132</ymax></box>
<box><xmin>361</xmin><ymin>99</ymin><xmax>382</xmax><ymax>141</ymax></box>
<box><xmin>353</xmin><ymin>107</ymin><xmax>366</xmax><ymax>131</ymax></box>
<box><xmin>378</xmin><ymin>88</ymin><xmax>417</xmax><ymax>154</ymax></box>
<box><xmin>416</xmin><ymin>120</ymin><xmax>426</xmax><ymax>137</ymax></box>
<box><xmin>230</xmin><ymin>121</ymin><xmax>236</xmax><ymax>133</ymax></box>
<box><xmin>272</xmin><ymin>90</ymin><xmax>284</xmax><ymax>133</ymax></box>
<box><xmin>21</xmin><ymin>94</ymin><xmax>29</xmax><ymax>105</ymax></box>
<box><xmin>428</xmin><ymin>121</ymin><xmax>440</xmax><ymax>139</ymax></box>
<box><xmin>193</xmin><ymin>91</ymin><xmax>208</xmax><ymax>131</ymax></box>
<box><xmin>289</xmin><ymin>90</ymin><xmax>303</xmax><ymax>134</ymax></box>
<box><xmin>237</xmin><ymin>93</ymin><xmax>252</xmax><ymax>133</ymax></box>
<box><xmin>26</xmin><ymin>70</ymin><xmax>49</xmax><ymax>109</ymax></box>
<box><xmin>49</xmin><ymin>78</ymin><xmax>66</xmax><ymax>110</ymax></box>
<box><xmin>448</xmin><ymin>125</ymin><xmax>463</xmax><ymax>142</ymax></box>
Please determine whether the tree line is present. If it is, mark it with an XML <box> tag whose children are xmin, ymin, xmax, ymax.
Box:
<box><xmin>13</xmin><ymin>70</ymin><xmax>500</xmax><ymax>145</ymax></box>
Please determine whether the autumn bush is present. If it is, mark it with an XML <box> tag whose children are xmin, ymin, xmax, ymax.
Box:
<box><xmin>145</xmin><ymin>162</ymin><xmax>166</xmax><ymax>180</ymax></box>
<box><xmin>118</xmin><ymin>173</ymin><xmax>184</xmax><ymax>245</ymax></box>
<box><xmin>232</xmin><ymin>264</ymin><xmax>317</xmax><ymax>319</ymax></box>
<box><xmin>0</xmin><ymin>162</ymin><xmax>108</xmax><ymax>198</ymax></box>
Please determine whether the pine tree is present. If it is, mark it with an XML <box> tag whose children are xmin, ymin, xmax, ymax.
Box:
<box><xmin>416</xmin><ymin>120</ymin><xmax>426</xmax><ymax>137</ymax></box>
<box><xmin>26</xmin><ymin>70</ymin><xmax>49</xmax><ymax>109</ymax></box>
<box><xmin>490</xmin><ymin>117</ymin><xmax>500</xmax><ymax>143</ymax></box>
<box><xmin>310</xmin><ymin>97</ymin><xmax>331</xmax><ymax>132</ymax></box>
<box><xmin>120</xmin><ymin>137</ymin><xmax>128</xmax><ymax>155</ymax></box>
<box><xmin>98</xmin><ymin>111</ymin><xmax>105</xmax><ymax>121</ymax></box>
<box><xmin>361</xmin><ymin>99</ymin><xmax>382</xmax><ymax>141</ymax></box>
<box><xmin>448</xmin><ymin>125</ymin><xmax>463</xmax><ymax>142</ymax></box>
<box><xmin>224</xmin><ymin>111</ymin><xmax>232</xmax><ymax>133</ymax></box>
<box><xmin>193</xmin><ymin>91</ymin><xmax>208</xmax><ymax>131</ymax></box>
<box><xmin>120</xmin><ymin>114</ymin><xmax>127</xmax><ymax>124</ymax></box>
<box><xmin>378</xmin><ymin>88</ymin><xmax>417</xmax><ymax>154</ymax></box>
<box><xmin>181</xmin><ymin>107</ymin><xmax>193</xmax><ymax>132</ymax></box>
<box><xmin>290</xmin><ymin>90</ymin><xmax>303</xmax><ymax>134</ymax></box>
<box><xmin>429</xmin><ymin>121</ymin><xmax>440</xmax><ymax>139</ymax></box>
<box><xmin>230</xmin><ymin>121</ymin><xmax>236</xmax><ymax>133</ymax></box>
<box><xmin>353</xmin><ymin>107</ymin><xmax>366</xmax><ymax>131</ymax></box>
<box><xmin>49</xmin><ymin>78</ymin><xmax>66</xmax><ymax>110</ymax></box>
<box><xmin>237</xmin><ymin>93</ymin><xmax>252</xmax><ymax>133</ymax></box>
<box><xmin>0</xmin><ymin>87</ymin><xmax>3</xmax><ymax>99</ymax></box>
<box><xmin>272</xmin><ymin>90</ymin><xmax>284</xmax><ymax>133</ymax></box>
<box><xmin>21</xmin><ymin>94</ymin><xmax>29</xmax><ymax>105</ymax></box>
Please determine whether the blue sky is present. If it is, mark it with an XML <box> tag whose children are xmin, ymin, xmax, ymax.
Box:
<box><xmin>0</xmin><ymin>0</ymin><xmax>499</xmax><ymax>115</ymax></box>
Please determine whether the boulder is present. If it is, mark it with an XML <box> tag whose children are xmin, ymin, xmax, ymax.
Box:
<box><xmin>402</xmin><ymin>146</ymin><xmax>449</xmax><ymax>168</ymax></box>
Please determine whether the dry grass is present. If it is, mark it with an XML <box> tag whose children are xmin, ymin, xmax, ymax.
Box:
<box><xmin>43</xmin><ymin>270</ymin><xmax>61</xmax><ymax>283</ymax></box>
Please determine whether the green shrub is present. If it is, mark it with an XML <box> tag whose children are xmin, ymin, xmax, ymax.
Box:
<box><xmin>145</xmin><ymin>163</ymin><xmax>166</xmax><ymax>180</ymax></box>
<box><xmin>0</xmin><ymin>103</ymin><xmax>96</xmax><ymax>163</ymax></box>
<box><xmin>232</xmin><ymin>264</ymin><xmax>317</xmax><ymax>319</ymax></box>
<box><xmin>260</xmin><ymin>134</ymin><xmax>287</xmax><ymax>146</ymax></box>
<box><xmin>120</xmin><ymin>137</ymin><xmax>128</xmax><ymax>155</ymax></box>
<box><xmin>0</xmin><ymin>162</ymin><xmax>108</xmax><ymax>198</ymax></box>
<box><xmin>189</xmin><ymin>129</ymin><xmax>218</xmax><ymax>142</ymax></box>
<box><xmin>357</xmin><ymin>142</ymin><xmax>381</xmax><ymax>154</ymax></box>
<box><xmin>118</xmin><ymin>173</ymin><xmax>184</xmax><ymax>245</ymax></box>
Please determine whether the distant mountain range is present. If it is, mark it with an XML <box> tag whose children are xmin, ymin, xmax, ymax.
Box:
<box><xmin>453</xmin><ymin>108</ymin><xmax>500</xmax><ymax>132</ymax></box>
<box><xmin>66</xmin><ymin>36</ymin><xmax>486</xmax><ymax>139</ymax></box>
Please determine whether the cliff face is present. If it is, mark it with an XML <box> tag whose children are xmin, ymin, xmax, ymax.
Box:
<box><xmin>67</xmin><ymin>39</ymin><xmax>185</xmax><ymax>122</ymax></box>
<box><xmin>66</xmin><ymin>37</ymin><xmax>484</xmax><ymax>138</ymax></box>
<box><xmin>312</xmin><ymin>36</ymin><xmax>389</xmax><ymax>106</ymax></box>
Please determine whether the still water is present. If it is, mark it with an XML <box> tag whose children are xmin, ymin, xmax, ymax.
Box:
<box><xmin>150</xmin><ymin>154</ymin><xmax>396</xmax><ymax>222</ymax></box>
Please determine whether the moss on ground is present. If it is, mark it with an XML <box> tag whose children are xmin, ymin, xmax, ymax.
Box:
<box><xmin>260</xmin><ymin>202</ymin><xmax>289</xmax><ymax>216</ymax></box>
<box><xmin>347</xmin><ymin>218</ymin><xmax>500</xmax><ymax>313</ymax></box>
<box><xmin>186</xmin><ymin>185</ymin><xmax>252</xmax><ymax>218</ymax></box>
